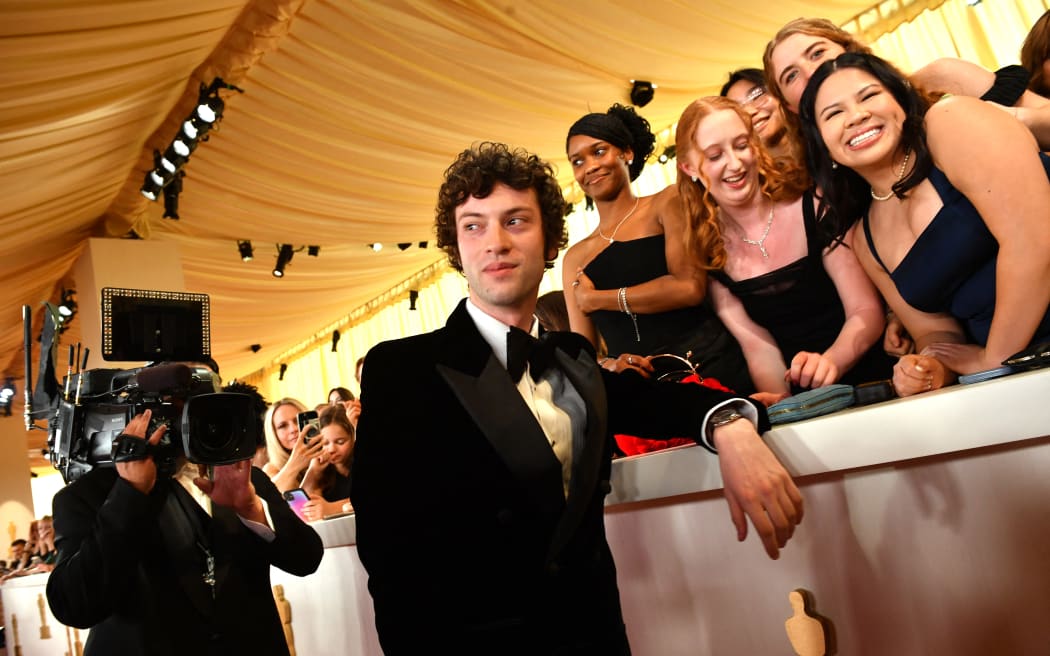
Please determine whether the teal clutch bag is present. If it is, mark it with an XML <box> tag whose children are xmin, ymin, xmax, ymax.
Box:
<box><xmin>767</xmin><ymin>384</ymin><xmax>856</xmax><ymax>425</ymax></box>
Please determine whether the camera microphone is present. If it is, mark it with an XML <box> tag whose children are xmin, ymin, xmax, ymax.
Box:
<box><xmin>133</xmin><ymin>363</ymin><xmax>194</xmax><ymax>394</ymax></box>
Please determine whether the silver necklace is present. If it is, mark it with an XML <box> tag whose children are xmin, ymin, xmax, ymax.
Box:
<box><xmin>870</xmin><ymin>150</ymin><xmax>911</xmax><ymax>201</ymax></box>
<box><xmin>740</xmin><ymin>205</ymin><xmax>775</xmax><ymax>259</ymax></box>
<box><xmin>597</xmin><ymin>197</ymin><xmax>640</xmax><ymax>243</ymax></box>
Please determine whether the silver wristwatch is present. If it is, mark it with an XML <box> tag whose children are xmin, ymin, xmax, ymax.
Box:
<box><xmin>709</xmin><ymin>407</ymin><xmax>745</xmax><ymax>429</ymax></box>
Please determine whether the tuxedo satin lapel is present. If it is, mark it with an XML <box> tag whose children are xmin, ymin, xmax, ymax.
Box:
<box><xmin>546</xmin><ymin>346</ymin><xmax>609</xmax><ymax>562</ymax></box>
<box><xmin>439</xmin><ymin>360</ymin><xmax>565</xmax><ymax>517</ymax></box>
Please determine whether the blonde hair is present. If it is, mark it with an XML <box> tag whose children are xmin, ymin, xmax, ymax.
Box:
<box><xmin>263</xmin><ymin>397</ymin><xmax>307</xmax><ymax>471</ymax></box>
<box><xmin>762</xmin><ymin>18</ymin><xmax>871</xmax><ymax>108</ymax></box>
<box><xmin>674</xmin><ymin>97</ymin><xmax>809</xmax><ymax>268</ymax></box>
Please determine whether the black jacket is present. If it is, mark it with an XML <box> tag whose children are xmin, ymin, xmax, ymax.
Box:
<box><xmin>351</xmin><ymin>299</ymin><xmax>766</xmax><ymax>655</ymax></box>
<box><xmin>47</xmin><ymin>466</ymin><xmax>323</xmax><ymax>656</ymax></box>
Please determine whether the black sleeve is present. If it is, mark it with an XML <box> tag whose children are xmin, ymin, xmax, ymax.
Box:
<box><xmin>980</xmin><ymin>64</ymin><xmax>1029</xmax><ymax>106</ymax></box>
<box><xmin>601</xmin><ymin>368</ymin><xmax>770</xmax><ymax>442</ymax></box>
<box><xmin>46</xmin><ymin>472</ymin><xmax>154</xmax><ymax>628</ymax></box>
<box><xmin>251</xmin><ymin>468</ymin><xmax>324</xmax><ymax>576</ymax></box>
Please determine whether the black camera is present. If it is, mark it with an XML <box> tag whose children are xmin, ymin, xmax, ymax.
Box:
<box><xmin>29</xmin><ymin>288</ymin><xmax>259</xmax><ymax>483</ymax></box>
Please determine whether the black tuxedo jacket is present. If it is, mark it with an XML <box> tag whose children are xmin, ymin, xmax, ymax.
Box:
<box><xmin>47</xmin><ymin>466</ymin><xmax>323</xmax><ymax>656</ymax></box>
<box><xmin>351</xmin><ymin>299</ymin><xmax>767</xmax><ymax>655</ymax></box>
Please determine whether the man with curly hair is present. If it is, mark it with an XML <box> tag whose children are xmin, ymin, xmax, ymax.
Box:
<box><xmin>352</xmin><ymin>142</ymin><xmax>803</xmax><ymax>655</ymax></box>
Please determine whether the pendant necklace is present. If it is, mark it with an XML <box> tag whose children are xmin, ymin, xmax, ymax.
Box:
<box><xmin>870</xmin><ymin>150</ymin><xmax>911</xmax><ymax>201</ymax></box>
<box><xmin>740</xmin><ymin>204</ymin><xmax>775</xmax><ymax>259</ymax></box>
<box><xmin>597</xmin><ymin>197</ymin><xmax>640</xmax><ymax>243</ymax></box>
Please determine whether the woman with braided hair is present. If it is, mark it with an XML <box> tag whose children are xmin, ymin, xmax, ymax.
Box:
<box><xmin>562</xmin><ymin>103</ymin><xmax>753</xmax><ymax>395</ymax></box>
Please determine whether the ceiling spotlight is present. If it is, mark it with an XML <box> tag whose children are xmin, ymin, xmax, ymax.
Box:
<box><xmin>140</xmin><ymin>170</ymin><xmax>163</xmax><ymax>200</ymax></box>
<box><xmin>397</xmin><ymin>242</ymin><xmax>412</xmax><ymax>251</ymax></box>
<box><xmin>273</xmin><ymin>243</ymin><xmax>294</xmax><ymax>277</ymax></box>
<box><xmin>195</xmin><ymin>81</ymin><xmax>226</xmax><ymax>125</ymax></box>
<box><xmin>161</xmin><ymin>142</ymin><xmax>191</xmax><ymax>173</ymax></box>
<box><xmin>418</xmin><ymin>241</ymin><xmax>428</xmax><ymax>249</ymax></box>
<box><xmin>58</xmin><ymin>288</ymin><xmax>77</xmax><ymax>318</ymax></box>
<box><xmin>278</xmin><ymin>363</ymin><xmax>288</xmax><ymax>381</ymax></box>
<box><xmin>630</xmin><ymin>80</ymin><xmax>656</xmax><ymax>107</ymax></box>
<box><xmin>657</xmin><ymin>144</ymin><xmax>676</xmax><ymax>165</ymax></box>
<box><xmin>331</xmin><ymin>329</ymin><xmax>341</xmax><ymax>352</ymax></box>
<box><xmin>237</xmin><ymin>240</ymin><xmax>254</xmax><ymax>262</ymax></box>
<box><xmin>369</xmin><ymin>243</ymin><xmax>383</xmax><ymax>252</ymax></box>
<box><xmin>409</xmin><ymin>290</ymin><xmax>419</xmax><ymax>311</ymax></box>
<box><xmin>307</xmin><ymin>245</ymin><xmax>320</xmax><ymax>257</ymax></box>
<box><xmin>250</xmin><ymin>343</ymin><xmax>262</xmax><ymax>353</ymax></box>
<box><xmin>0</xmin><ymin>378</ymin><xmax>13</xmax><ymax>416</ymax></box>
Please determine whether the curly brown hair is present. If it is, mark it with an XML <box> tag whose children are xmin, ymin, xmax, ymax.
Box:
<box><xmin>435</xmin><ymin>142</ymin><xmax>570</xmax><ymax>272</ymax></box>
<box><xmin>675</xmin><ymin>97</ymin><xmax>809</xmax><ymax>269</ymax></box>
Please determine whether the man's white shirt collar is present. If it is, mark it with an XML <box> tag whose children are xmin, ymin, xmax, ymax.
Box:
<box><xmin>465</xmin><ymin>299</ymin><xmax>538</xmax><ymax>370</ymax></box>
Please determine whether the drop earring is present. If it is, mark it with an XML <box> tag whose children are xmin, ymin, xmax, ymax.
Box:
<box><xmin>831</xmin><ymin>161</ymin><xmax>838</xmax><ymax>169</ymax></box>
<box><xmin>691</xmin><ymin>175</ymin><xmax>698</xmax><ymax>182</ymax></box>
<box><xmin>627</xmin><ymin>159</ymin><xmax>633</xmax><ymax>165</ymax></box>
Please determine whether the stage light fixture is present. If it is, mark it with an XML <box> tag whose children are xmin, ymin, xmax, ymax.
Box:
<box><xmin>409</xmin><ymin>290</ymin><xmax>419</xmax><ymax>311</ymax></box>
<box><xmin>273</xmin><ymin>244</ymin><xmax>294</xmax><ymax>277</ymax></box>
<box><xmin>418</xmin><ymin>241</ymin><xmax>428</xmax><ymax>249</ymax></box>
<box><xmin>162</xmin><ymin>170</ymin><xmax>184</xmax><ymax>219</ymax></box>
<box><xmin>278</xmin><ymin>363</ymin><xmax>288</xmax><ymax>381</ymax></box>
<box><xmin>237</xmin><ymin>240</ymin><xmax>254</xmax><ymax>262</ymax></box>
<box><xmin>397</xmin><ymin>242</ymin><xmax>412</xmax><ymax>251</ymax></box>
<box><xmin>332</xmin><ymin>329</ymin><xmax>341</xmax><ymax>352</ymax></box>
<box><xmin>369</xmin><ymin>243</ymin><xmax>383</xmax><ymax>252</ymax></box>
<box><xmin>161</xmin><ymin>143</ymin><xmax>190</xmax><ymax>172</ymax></box>
<box><xmin>630</xmin><ymin>80</ymin><xmax>656</xmax><ymax>107</ymax></box>
<box><xmin>250</xmin><ymin>344</ymin><xmax>262</xmax><ymax>353</ymax></box>
<box><xmin>141</xmin><ymin>170</ymin><xmax>163</xmax><ymax>200</ymax></box>
<box><xmin>657</xmin><ymin>144</ymin><xmax>676</xmax><ymax>165</ymax></box>
<box><xmin>307</xmin><ymin>245</ymin><xmax>320</xmax><ymax>256</ymax></box>
<box><xmin>58</xmin><ymin>288</ymin><xmax>77</xmax><ymax>318</ymax></box>
<box><xmin>0</xmin><ymin>378</ymin><xmax>14</xmax><ymax>417</ymax></box>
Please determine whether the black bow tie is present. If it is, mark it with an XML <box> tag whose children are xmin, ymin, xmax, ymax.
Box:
<box><xmin>506</xmin><ymin>326</ymin><xmax>557</xmax><ymax>383</ymax></box>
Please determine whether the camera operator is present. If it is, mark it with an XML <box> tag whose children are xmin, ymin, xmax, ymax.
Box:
<box><xmin>46</xmin><ymin>408</ymin><xmax>324</xmax><ymax>656</ymax></box>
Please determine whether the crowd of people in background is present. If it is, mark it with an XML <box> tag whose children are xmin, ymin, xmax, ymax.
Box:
<box><xmin>1</xmin><ymin>516</ymin><xmax>57</xmax><ymax>583</ymax></box>
<box><xmin>560</xmin><ymin>13</ymin><xmax>1050</xmax><ymax>405</ymax></box>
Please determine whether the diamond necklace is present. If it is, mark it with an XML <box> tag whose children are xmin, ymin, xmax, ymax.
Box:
<box><xmin>597</xmin><ymin>197</ymin><xmax>640</xmax><ymax>243</ymax></box>
<box><xmin>739</xmin><ymin>204</ymin><xmax>775</xmax><ymax>259</ymax></box>
<box><xmin>870</xmin><ymin>150</ymin><xmax>911</xmax><ymax>201</ymax></box>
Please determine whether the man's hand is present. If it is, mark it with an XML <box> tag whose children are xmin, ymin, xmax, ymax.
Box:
<box><xmin>713</xmin><ymin>419</ymin><xmax>803</xmax><ymax>559</ymax></box>
<box><xmin>116</xmin><ymin>410</ymin><xmax>167</xmax><ymax>495</ymax></box>
<box><xmin>193</xmin><ymin>460</ymin><xmax>265</xmax><ymax>524</ymax></box>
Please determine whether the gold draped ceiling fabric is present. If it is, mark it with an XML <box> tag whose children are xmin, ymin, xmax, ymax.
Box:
<box><xmin>1</xmin><ymin>0</ymin><xmax>1045</xmax><ymax>412</ymax></box>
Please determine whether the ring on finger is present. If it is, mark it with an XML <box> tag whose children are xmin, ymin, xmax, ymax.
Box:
<box><xmin>627</xmin><ymin>356</ymin><xmax>634</xmax><ymax>365</ymax></box>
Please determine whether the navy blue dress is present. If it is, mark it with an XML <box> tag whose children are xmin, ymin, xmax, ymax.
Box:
<box><xmin>862</xmin><ymin>154</ymin><xmax>1050</xmax><ymax>347</ymax></box>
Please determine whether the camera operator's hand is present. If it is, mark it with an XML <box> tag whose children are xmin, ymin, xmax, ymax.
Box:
<box><xmin>117</xmin><ymin>410</ymin><xmax>167</xmax><ymax>495</ymax></box>
<box><xmin>193</xmin><ymin>460</ymin><xmax>266</xmax><ymax>524</ymax></box>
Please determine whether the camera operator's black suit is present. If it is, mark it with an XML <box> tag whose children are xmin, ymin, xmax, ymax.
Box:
<box><xmin>351</xmin><ymin>300</ymin><xmax>767</xmax><ymax>655</ymax></box>
<box><xmin>47</xmin><ymin>466</ymin><xmax>323</xmax><ymax>656</ymax></box>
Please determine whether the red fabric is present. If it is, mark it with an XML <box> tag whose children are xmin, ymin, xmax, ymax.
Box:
<box><xmin>613</xmin><ymin>375</ymin><xmax>731</xmax><ymax>456</ymax></box>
